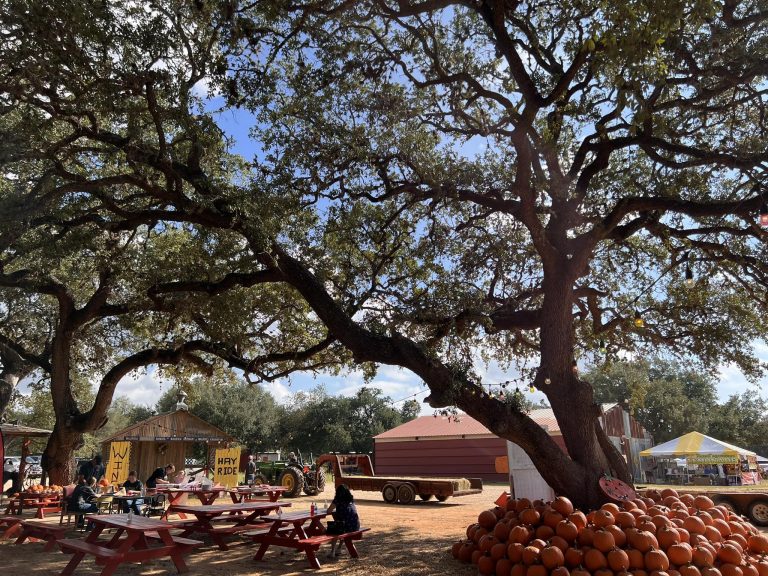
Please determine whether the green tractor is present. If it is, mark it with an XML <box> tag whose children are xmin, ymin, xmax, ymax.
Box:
<box><xmin>253</xmin><ymin>451</ymin><xmax>326</xmax><ymax>498</ymax></box>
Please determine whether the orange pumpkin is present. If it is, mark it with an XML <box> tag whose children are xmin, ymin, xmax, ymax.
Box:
<box><xmin>569</xmin><ymin>511</ymin><xmax>588</xmax><ymax>530</ymax></box>
<box><xmin>536</xmin><ymin>525</ymin><xmax>555</xmax><ymax>540</ymax></box>
<box><xmin>631</xmin><ymin>531</ymin><xmax>659</xmax><ymax>553</ymax></box>
<box><xmin>452</xmin><ymin>541</ymin><xmax>463</xmax><ymax>558</ymax></box>
<box><xmin>520</xmin><ymin>508</ymin><xmax>542</xmax><ymax>526</ymax></box>
<box><xmin>684</xmin><ymin>516</ymin><xmax>707</xmax><ymax>536</ymax></box>
<box><xmin>507</xmin><ymin>542</ymin><xmax>524</xmax><ymax>563</ymax></box>
<box><xmin>627</xmin><ymin>548</ymin><xmax>646</xmax><ymax>570</ymax></box>
<box><xmin>527</xmin><ymin>565</ymin><xmax>548</xmax><ymax>576</ymax></box>
<box><xmin>491</xmin><ymin>542</ymin><xmax>507</xmax><ymax>561</ymax></box>
<box><xmin>496</xmin><ymin>558</ymin><xmax>512</xmax><ymax>576</ymax></box>
<box><xmin>752</xmin><ymin>559</ymin><xmax>768</xmax><ymax>576</ymax></box>
<box><xmin>479</xmin><ymin>510</ymin><xmax>498</xmax><ymax>530</ymax></box>
<box><xmin>557</xmin><ymin>520</ymin><xmax>579</xmax><ymax>543</ymax></box>
<box><xmin>748</xmin><ymin>534</ymin><xmax>768</xmax><ymax>554</ymax></box>
<box><xmin>522</xmin><ymin>545</ymin><xmax>541</xmax><ymax>565</ymax></box>
<box><xmin>719</xmin><ymin>564</ymin><xmax>743</xmax><ymax>576</ymax></box>
<box><xmin>717</xmin><ymin>544</ymin><xmax>743</xmax><ymax>565</ymax></box>
<box><xmin>680</xmin><ymin>565</ymin><xmax>703</xmax><ymax>576</ymax></box>
<box><xmin>608</xmin><ymin>548</ymin><xmax>631</xmax><ymax>571</ymax></box>
<box><xmin>693</xmin><ymin>496</ymin><xmax>715</xmax><ymax>511</ymax></box>
<box><xmin>594</xmin><ymin>510</ymin><xmax>617</xmax><ymax>528</ymax></box>
<box><xmin>658</xmin><ymin>526</ymin><xmax>682</xmax><ymax>550</ymax></box>
<box><xmin>551</xmin><ymin>566</ymin><xmax>570</xmax><ymax>576</ymax></box>
<box><xmin>478</xmin><ymin>554</ymin><xmax>496</xmax><ymax>575</ymax></box>
<box><xmin>617</xmin><ymin>511</ymin><xmax>638</xmax><ymax>529</ymax></box>
<box><xmin>594</xmin><ymin>530</ymin><xmax>618</xmax><ymax>553</ymax></box>
<box><xmin>494</xmin><ymin>522</ymin><xmax>511</xmax><ymax>542</ymax></box>
<box><xmin>607</xmin><ymin>524</ymin><xmax>628</xmax><ymax>548</ymax></box>
<box><xmin>668</xmin><ymin>543</ymin><xmax>694</xmax><ymax>566</ymax></box>
<box><xmin>472</xmin><ymin>548</ymin><xmax>484</xmax><ymax>564</ymax></box>
<box><xmin>645</xmin><ymin>549</ymin><xmax>671</xmax><ymax>571</ymax></box>
<box><xmin>565</xmin><ymin>546</ymin><xmax>585</xmax><ymax>567</ymax></box>
<box><xmin>552</xmin><ymin>496</ymin><xmax>575</xmax><ymax>516</ymax></box>
<box><xmin>585</xmin><ymin>548</ymin><xmax>609</xmax><ymax>571</ymax></box>
<box><xmin>458</xmin><ymin>541</ymin><xmax>475</xmax><ymax>562</ymax></box>
<box><xmin>550</xmin><ymin>535</ymin><xmax>570</xmax><ymax>553</ymax></box>
<box><xmin>541</xmin><ymin>545</ymin><xmax>566</xmax><ymax>569</ymax></box>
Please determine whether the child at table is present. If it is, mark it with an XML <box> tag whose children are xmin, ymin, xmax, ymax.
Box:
<box><xmin>326</xmin><ymin>484</ymin><xmax>360</xmax><ymax>557</ymax></box>
<box><xmin>121</xmin><ymin>470</ymin><xmax>144</xmax><ymax>514</ymax></box>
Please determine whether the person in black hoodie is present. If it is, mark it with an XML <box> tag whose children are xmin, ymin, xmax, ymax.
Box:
<box><xmin>70</xmin><ymin>476</ymin><xmax>99</xmax><ymax>529</ymax></box>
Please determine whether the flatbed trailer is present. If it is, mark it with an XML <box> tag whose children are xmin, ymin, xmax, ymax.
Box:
<box><xmin>315</xmin><ymin>453</ymin><xmax>483</xmax><ymax>505</ymax></box>
<box><xmin>678</xmin><ymin>490</ymin><xmax>768</xmax><ymax>526</ymax></box>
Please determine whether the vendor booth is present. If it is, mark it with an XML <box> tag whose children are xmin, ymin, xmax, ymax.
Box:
<box><xmin>639</xmin><ymin>431</ymin><xmax>759</xmax><ymax>486</ymax></box>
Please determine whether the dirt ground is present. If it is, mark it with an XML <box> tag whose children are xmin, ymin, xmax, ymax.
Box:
<box><xmin>0</xmin><ymin>485</ymin><xmax>503</xmax><ymax>575</ymax></box>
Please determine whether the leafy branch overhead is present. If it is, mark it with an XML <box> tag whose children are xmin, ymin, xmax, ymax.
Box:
<box><xmin>1</xmin><ymin>0</ymin><xmax>768</xmax><ymax>504</ymax></box>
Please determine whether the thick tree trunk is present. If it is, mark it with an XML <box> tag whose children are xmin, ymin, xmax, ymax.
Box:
<box><xmin>43</xmin><ymin>422</ymin><xmax>81</xmax><ymax>485</ymax></box>
<box><xmin>0</xmin><ymin>344</ymin><xmax>33</xmax><ymax>416</ymax></box>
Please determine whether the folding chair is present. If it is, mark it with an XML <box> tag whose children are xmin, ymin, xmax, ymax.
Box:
<box><xmin>142</xmin><ymin>493</ymin><xmax>167</xmax><ymax>517</ymax></box>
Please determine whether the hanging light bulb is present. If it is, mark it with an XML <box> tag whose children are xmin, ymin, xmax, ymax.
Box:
<box><xmin>685</xmin><ymin>263</ymin><xmax>694</xmax><ymax>287</ymax></box>
<box><xmin>572</xmin><ymin>359</ymin><xmax>578</xmax><ymax>374</ymax></box>
<box><xmin>599</xmin><ymin>339</ymin><xmax>607</xmax><ymax>354</ymax></box>
<box><xmin>633</xmin><ymin>309</ymin><xmax>644</xmax><ymax>328</ymax></box>
<box><xmin>528</xmin><ymin>384</ymin><xmax>536</xmax><ymax>393</ymax></box>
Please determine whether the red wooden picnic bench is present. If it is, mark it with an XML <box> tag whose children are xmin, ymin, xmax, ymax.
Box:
<box><xmin>0</xmin><ymin>515</ymin><xmax>24</xmax><ymax>539</ymax></box>
<box><xmin>15</xmin><ymin>519</ymin><xmax>68</xmax><ymax>551</ymax></box>
<box><xmin>297</xmin><ymin>527</ymin><xmax>370</xmax><ymax>559</ymax></box>
<box><xmin>55</xmin><ymin>514</ymin><xmax>203</xmax><ymax>576</ymax></box>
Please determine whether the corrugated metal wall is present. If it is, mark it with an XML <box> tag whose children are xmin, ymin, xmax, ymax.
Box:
<box><xmin>374</xmin><ymin>438</ymin><xmax>508</xmax><ymax>481</ymax></box>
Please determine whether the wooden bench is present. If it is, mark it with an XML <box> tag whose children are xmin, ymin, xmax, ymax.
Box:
<box><xmin>241</xmin><ymin>525</ymin><xmax>294</xmax><ymax>539</ymax></box>
<box><xmin>15</xmin><ymin>519</ymin><xmax>68</xmax><ymax>551</ymax></box>
<box><xmin>3</xmin><ymin>498</ymin><xmax>20</xmax><ymax>515</ymax></box>
<box><xmin>0</xmin><ymin>515</ymin><xmax>24</xmax><ymax>540</ymax></box>
<box><xmin>58</xmin><ymin>538</ymin><xmax>122</xmax><ymax>560</ymax></box>
<box><xmin>297</xmin><ymin>527</ymin><xmax>370</xmax><ymax>558</ymax></box>
<box><xmin>143</xmin><ymin>532</ymin><xmax>205</xmax><ymax>547</ymax></box>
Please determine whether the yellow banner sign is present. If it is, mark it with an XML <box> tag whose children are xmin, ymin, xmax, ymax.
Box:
<box><xmin>105</xmin><ymin>441</ymin><xmax>131</xmax><ymax>485</ymax></box>
<box><xmin>214</xmin><ymin>447</ymin><xmax>241</xmax><ymax>487</ymax></box>
<box><xmin>687</xmin><ymin>454</ymin><xmax>739</xmax><ymax>465</ymax></box>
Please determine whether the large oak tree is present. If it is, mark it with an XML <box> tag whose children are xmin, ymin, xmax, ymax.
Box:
<box><xmin>2</xmin><ymin>0</ymin><xmax>768</xmax><ymax>506</ymax></box>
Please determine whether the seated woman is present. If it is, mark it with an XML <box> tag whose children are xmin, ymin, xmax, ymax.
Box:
<box><xmin>70</xmin><ymin>476</ymin><xmax>99</xmax><ymax>529</ymax></box>
<box><xmin>325</xmin><ymin>484</ymin><xmax>360</xmax><ymax>557</ymax></box>
<box><xmin>121</xmin><ymin>470</ymin><xmax>144</xmax><ymax>514</ymax></box>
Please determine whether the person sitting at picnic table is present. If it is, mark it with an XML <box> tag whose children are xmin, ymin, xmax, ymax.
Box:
<box><xmin>70</xmin><ymin>476</ymin><xmax>99</xmax><ymax>529</ymax></box>
<box><xmin>121</xmin><ymin>470</ymin><xmax>144</xmax><ymax>514</ymax></box>
<box><xmin>326</xmin><ymin>484</ymin><xmax>360</xmax><ymax>557</ymax></box>
<box><xmin>146</xmin><ymin>463</ymin><xmax>176</xmax><ymax>489</ymax></box>
<box><xmin>78</xmin><ymin>455</ymin><xmax>105</xmax><ymax>482</ymax></box>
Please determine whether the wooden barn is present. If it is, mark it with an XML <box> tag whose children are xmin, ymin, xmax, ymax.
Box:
<box><xmin>373</xmin><ymin>404</ymin><xmax>652</xmax><ymax>485</ymax></box>
<box><xmin>100</xmin><ymin>405</ymin><xmax>235</xmax><ymax>483</ymax></box>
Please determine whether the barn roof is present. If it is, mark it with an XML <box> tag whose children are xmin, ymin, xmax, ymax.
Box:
<box><xmin>100</xmin><ymin>409</ymin><xmax>235</xmax><ymax>444</ymax></box>
<box><xmin>374</xmin><ymin>408</ymin><xmax>562</xmax><ymax>440</ymax></box>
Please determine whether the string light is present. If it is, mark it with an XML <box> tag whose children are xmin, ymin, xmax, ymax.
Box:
<box><xmin>528</xmin><ymin>384</ymin><xmax>536</xmax><ymax>393</ymax></box>
<box><xmin>633</xmin><ymin>310</ymin><xmax>644</xmax><ymax>328</ymax></box>
<box><xmin>598</xmin><ymin>340</ymin><xmax>607</xmax><ymax>354</ymax></box>
<box><xmin>685</xmin><ymin>264</ymin><xmax>694</xmax><ymax>287</ymax></box>
<box><xmin>571</xmin><ymin>360</ymin><xmax>578</xmax><ymax>374</ymax></box>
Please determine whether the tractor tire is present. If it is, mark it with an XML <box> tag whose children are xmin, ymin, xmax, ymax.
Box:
<box><xmin>303</xmin><ymin>470</ymin><xmax>327</xmax><ymax>496</ymax></box>
<box><xmin>278</xmin><ymin>467</ymin><xmax>304</xmax><ymax>497</ymax></box>
<box><xmin>253</xmin><ymin>474</ymin><xmax>268</xmax><ymax>485</ymax></box>
<box><xmin>397</xmin><ymin>483</ymin><xmax>416</xmax><ymax>505</ymax></box>
<box><xmin>382</xmin><ymin>483</ymin><xmax>398</xmax><ymax>503</ymax></box>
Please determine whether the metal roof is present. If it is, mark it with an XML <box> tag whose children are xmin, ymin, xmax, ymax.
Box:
<box><xmin>0</xmin><ymin>423</ymin><xmax>52</xmax><ymax>438</ymax></box>
<box><xmin>373</xmin><ymin>408</ymin><xmax>562</xmax><ymax>440</ymax></box>
<box><xmin>100</xmin><ymin>409</ymin><xmax>235</xmax><ymax>444</ymax></box>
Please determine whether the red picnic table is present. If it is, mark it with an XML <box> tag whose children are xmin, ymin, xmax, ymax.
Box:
<box><xmin>4</xmin><ymin>490</ymin><xmax>62</xmax><ymax>518</ymax></box>
<box><xmin>56</xmin><ymin>514</ymin><xmax>202</xmax><ymax>576</ymax></box>
<box><xmin>156</xmin><ymin>486</ymin><xmax>227</xmax><ymax>519</ymax></box>
<box><xmin>227</xmin><ymin>485</ymin><xmax>289</xmax><ymax>503</ymax></box>
<box><xmin>171</xmin><ymin>500</ymin><xmax>290</xmax><ymax>551</ymax></box>
<box><xmin>251</xmin><ymin>509</ymin><xmax>331</xmax><ymax>569</ymax></box>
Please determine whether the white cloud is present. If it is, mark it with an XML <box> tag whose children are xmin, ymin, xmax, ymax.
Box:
<box><xmin>113</xmin><ymin>371</ymin><xmax>164</xmax><ymax>407</ymax></box>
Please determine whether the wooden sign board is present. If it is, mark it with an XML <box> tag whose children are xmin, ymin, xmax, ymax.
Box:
<box><xmin>105</xmin><ymin>441</ymin><xmax>131</xmax><ymax>485</ymax></box>
<box><xmin>214</xmin><ymin>447</ymin><xmax>241</xmax><ymax>487</ymax></box>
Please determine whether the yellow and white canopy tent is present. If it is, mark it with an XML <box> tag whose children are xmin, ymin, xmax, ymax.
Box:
<box><xmin>639</xmin><ymin>431</ymin><xmax>761</xmax><ymax>485</ymax></box>
<box><xmin>639</xmin><ymin>431</ymin><xmax>755</xmax><ymax>465</ymax></box>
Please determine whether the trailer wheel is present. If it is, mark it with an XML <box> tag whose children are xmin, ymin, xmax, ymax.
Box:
<box><xmin>419</xmin><ymin>494</ymin><xmax>433</xmax><ymax>501</ymax></box>
<box><xmin>435</xmin><ymin>495</ymin><xmax>448</xmax><ymax>502</ymax></box>
<box><xmin>747</xmin><ymin>499</ymin><xmax>768</xmax><ymax>526</ymax></box>
<box><xmin>382</xmin><ymin>483</ymin><xmax>398</xmax><ymax>504</ymax></box>
<box><xmin>397</xmin><ymin>483</ymin><xmax>416</xmax><ymax>505</ymax></box>
<box><xmin>713</xmin><ymin>498</ymin><xmax>737</xmax><ymax>514</ymax></box>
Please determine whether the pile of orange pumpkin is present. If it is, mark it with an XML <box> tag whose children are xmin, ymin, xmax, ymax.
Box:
<box><xmin>27</xmin><ymin>484</ymin><xmax>63</xmax><ymax>494</ymax></box>
<box><xmin>452</xmin><ymin>489</ymin><xmax>768</xmax><ymax>576</ymax></box>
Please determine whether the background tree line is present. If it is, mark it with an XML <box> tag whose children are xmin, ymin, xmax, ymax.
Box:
<box><xmin>4</xmin><ymin>379</ymin><xmax>421</xmax><ymax>460</ymax></box>
<box><xmin>585</xmin><ymin>359</ymin><xmax>768</xmax><ymax>455</ymax></box>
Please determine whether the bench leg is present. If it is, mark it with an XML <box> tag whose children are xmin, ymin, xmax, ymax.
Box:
<box><xmin>43</xmin><ymin>536</ymin><xmax>62</xmax><ymax>552</ymax></box>
<box><xmin>60</xmin><ymin>551</ymin><xmax>86</xmax><ymax>576</ymax></box>
<box><xmin>169</xmin><ymin>551</ymin><xmax>190</xmax><ymax>574</ymax></box>
<box><xmin>97</xmin><ymin>560</ymin><xmax>121</xmax><ymax>576</ymax></box>
<box><xmin>210</xmin><ymin>532</ymin><xmax>230</xmax><ymax>551</ymax></box>
<box><xmin>1</xmin><ymin>522</ymin><xmax>22</xmax><ymax>540</ymax></box>
<box><xmin>305</xmin><ymin>547</ymin><xmax>322</xmax><ymax>569</ymax></box>
<box><xmin>344</xmin><ymin>538</ymin><xmax>360</xmax><ymax>558</ymax></box>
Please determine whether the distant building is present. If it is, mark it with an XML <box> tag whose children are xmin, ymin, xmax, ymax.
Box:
<box><xmin>373</xmin><ymin>404</ymin><xmax>652</xmax><ymax>489</ymax></box>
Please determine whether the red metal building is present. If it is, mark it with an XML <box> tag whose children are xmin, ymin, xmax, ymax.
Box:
<box><xmin>373</xmin><ymin>404</ymin><xmax>652</xmax><ymax>483</ymax></box>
